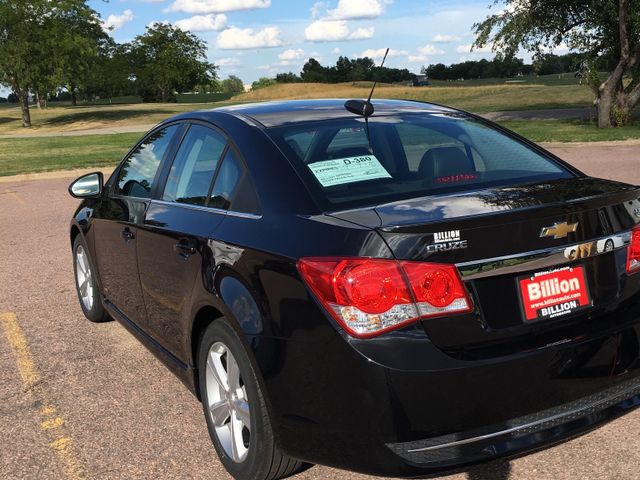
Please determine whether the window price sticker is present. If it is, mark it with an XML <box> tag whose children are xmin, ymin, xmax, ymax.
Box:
<box><xmin>308</xmin><ymin>155</ymin><xmax>391</xmax><ymax>187</ymax></box>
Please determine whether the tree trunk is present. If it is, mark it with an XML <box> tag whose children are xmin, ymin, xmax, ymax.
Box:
<box><xmin>18</xmin><ymin>91</ymin><xmax>31</xmax><ymax>128</ymax></box>
<box><xmin>35</xmin><ymin>91</ymin><xmax>42</xmax><ymax>110</ymax></box>
<box><xmin>71</xmin><ymin>90</ymin><xmax>77</xmax><ymax>106</ymax></box>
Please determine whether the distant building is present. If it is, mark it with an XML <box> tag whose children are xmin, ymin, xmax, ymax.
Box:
<box><xmin>412</xmin><ymin>75</ymin><xmax>430</xmax><ymax>87</ymax></box>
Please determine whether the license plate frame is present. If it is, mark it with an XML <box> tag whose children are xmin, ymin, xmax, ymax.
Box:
<box><xmin>517</xmin><ymin>266</ymin><xmax>592</xmax><ymax>323</ymax></box>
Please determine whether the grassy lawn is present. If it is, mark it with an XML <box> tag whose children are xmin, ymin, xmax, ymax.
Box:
<box><xmin>1</xmin><ymin>119</ymin><xmax>638</xmax><ymax>177</ymax></box>
<box><xmin>0</xmin><ymin>133</ymin><xmax>139</xmax><ymax>176</ymax></box>
<box><xmin>232</xmin><ymin>82</ymin><xmax>593</xmax><ymax>113</ymax></box>
<box><xmin>0</xmin><ymin>101</ymin><xmax>238</xmax><ymax>135</ymax></box>
<box><xmin>500</xmin><ymin>119</ymin><xmax>640</xmax><ymax>143</ymax></box>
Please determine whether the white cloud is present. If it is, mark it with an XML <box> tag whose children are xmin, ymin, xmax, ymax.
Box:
<box><xmin>433</xmin><ymin>34</ymin><xmax>461</xmax><ymax>43</ymax></box>
<box><xmin>332</xmin><ymin>47</ymin><xmax>341</xmax><ymax>54</ymax></box>
<box><xmin>327</xmin><ymin>0</ymin><xmax>388</xmax><ymax>20</ymax></box>
<box><xmin>102</xmin><ymin>9</ymin><xmax>134</xmax><ymax>32</ymax></box>
<box><xmin>360</xmin><ymin>48</ymin><xmax>407</xmax><ymax>59</ymax></box>
<box><xmin>216</xmin><ymin>26</ymin><xmax>282</xmax><ymax>49</ymax></box>
<box><xmin>418</xmin><ymin>44</ymin><xmax>445</xmax><ymax>55</ymax></box>
<box><xmin>310</xmin><ymin>1</ymin><xmax>325</xmax><ymax>19</ymax></box>
<box><xmin>304</xmin><ymin>19</ymin><xmax>374</xmax><ymax>42</ymax></box>
<box><xmin>407</xmin><ymin>54</ymin><xmax>427</xmax><ymax>63</ymax></box>
<box><xmin>175</xmin><ymin>13</ymin><xmax>227</xmax><ymax>31</ymax></box>
<box><xmin>216</xmin><ymin>57</ymin><xmax>241</xmax><ymax>67</ymax></box>
<box><xmin>278</xmin><ymin>48</ymin><xmax>305</xmax><ymax>61</ymax></box>
<box><xmin>456</xmin><ymin>43</ymin><xmax>493</xmax><ymax>53</ymax></box>
<box><xmin>166</xmin><ymin>0</ymin><xmax>270</xmax><ymax>14</ymax></box>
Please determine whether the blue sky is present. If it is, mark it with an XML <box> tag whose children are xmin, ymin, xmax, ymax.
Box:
<box><xmin>92</xmin><ymin>0</ymin><xmax>535</xmax><ymax>85</ymax></box>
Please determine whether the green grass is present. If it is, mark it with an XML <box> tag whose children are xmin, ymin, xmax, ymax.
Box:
<box><xmin>0</xmin><ymin>133</ymin><xmax>139</xmax><ymax>176</ymax></box>
<box><xmin>499</xmin><ymin>119</ymin><xmax>640</xmax><ymax>143</ymax></box>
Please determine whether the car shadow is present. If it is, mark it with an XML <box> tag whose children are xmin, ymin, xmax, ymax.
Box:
<box><xmin>465</xmin><ymin>459</ymin><xmax>512</xmax><ymax>480</ymax></box>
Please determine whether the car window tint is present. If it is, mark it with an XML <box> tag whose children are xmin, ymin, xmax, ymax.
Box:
<box><xmin>116</xmin><ymin>125</ymin><xmax>180</xmax><ymax>198</ymax></box>
<box><xmin>209</xmin><ymin>148</ymin><xmax>260</xmax><ymax>214</ymax></box>
<box><xmin>163</xmin><ymin>125</ymin><xmax>227</xmax><ymax>206</ymax></box>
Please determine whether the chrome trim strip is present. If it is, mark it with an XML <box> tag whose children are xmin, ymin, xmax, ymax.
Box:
<box><xmin>457</xmin><ymin>231</ymin><xmax>631</xmax><ymax>280</ymax></box>
<box><xmin>150</xmin><ymin>199</ymin><xmax>262</xmax><ymax>220</ymax></box>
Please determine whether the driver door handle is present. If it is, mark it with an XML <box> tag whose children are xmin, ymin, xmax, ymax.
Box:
<box><xmin>121</xmin><ymin>227</ymin><xmax>135</xmax><ymax>241</ymax></box>
<box><xmin>174</xmin><ymin>239</ymin><xmax>196</xmax><ymax>258</ymax></box>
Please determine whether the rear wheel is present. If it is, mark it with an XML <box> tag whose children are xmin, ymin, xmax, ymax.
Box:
<box><xmin>73</xmin><ymin>235</ymin><xmax>111</xmax><ymax>323</ymax></box>
<box><xmin>198</xmin><ymin>319</ymin><xmax>308</xmax><ymax>480</ymax></box>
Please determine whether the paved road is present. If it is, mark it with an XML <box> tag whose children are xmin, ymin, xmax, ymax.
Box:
<box><xmin>1</xmin><ymin>144</ymin><xmax>640</xmax><ymax>480</ymax></box>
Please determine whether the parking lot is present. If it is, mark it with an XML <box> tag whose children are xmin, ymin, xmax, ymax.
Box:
<box><xmin>2</xmin><ymin>141</ymin><xmax>640</xmax><ymax>480</ymax></box>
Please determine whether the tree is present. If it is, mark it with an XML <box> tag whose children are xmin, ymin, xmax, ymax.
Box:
<box><xmin>131</xmin><ymin>23</ymin><xmax>216</xmax><ymax>102</ymax></box>
<box><xmin>221</xmin><ymin>75</ymin><xmax>245</xmax><ymax>94</ymax></box>
<box><xmin>0</xmin><ymin>1</ymin><xmax>103</xmax><ymax>125</ymax></box>
<box><xmin>301</xmin><ymin>58</ymin><xmax>327</xmax><ymax>82</ymax></box>
<box><xmin>251</xmin><ymin>77</ymin><xmax>276</xmax><ymax>90</ymax></box>
<box><xmin>474</xmin><ymin>0</ymin><xmax>640</xmax><ymax>127</ymax></box>
<box><xmin>275</xmin><ymin>72</ymin><xmax>301</xmax><ymax>83</ymax></box>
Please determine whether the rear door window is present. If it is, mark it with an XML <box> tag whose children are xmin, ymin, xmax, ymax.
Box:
<box><xmin>162</xmin><ymin>124</ymin><xmax>227</xmax><ymax>206</ymax></box>
<box><xmin>209</xmin><ymin>148</ymin><xmax>260</xmax><ymax>214</ymax></box>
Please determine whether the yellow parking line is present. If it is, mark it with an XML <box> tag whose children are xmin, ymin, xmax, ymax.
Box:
<box><xmin>0</xmin><ymin>312</ymin><xmax>86</xmax><ymax>480</ymax></box>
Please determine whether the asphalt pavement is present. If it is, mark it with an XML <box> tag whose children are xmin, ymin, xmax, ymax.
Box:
<box><xmin>1</xmin><ymin>142</ymin><xmax>640</xmax><ymax>480</ymax></box>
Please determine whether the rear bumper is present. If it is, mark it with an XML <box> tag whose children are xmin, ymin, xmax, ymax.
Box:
<box><xmin>387</xmin><ymin>375</ymin><xmax>640</xmax><ymax>471</ymax></box>
<box><xmin>264</xmin><ymin>318</ymin><xmax>640</xmax><ymax>477</ymax></box>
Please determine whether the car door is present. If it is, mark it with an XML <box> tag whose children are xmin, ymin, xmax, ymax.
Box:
<box><xmin>136</xmin><ymin>123</ymin><xmax>230</xmax><ymax>357</ymax></box>
<box><xmin>93</xmin><ymin>123</ymin><xmax>183</xmax><ymax>327</ymax></box>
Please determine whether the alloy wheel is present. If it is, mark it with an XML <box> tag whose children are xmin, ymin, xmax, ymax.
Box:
<box><xmin>205</xmin><ymin>341</ymin><xmax>251</xmax><ymax>463</ymax></box>
<box><xmin>75</xmin><ymin>245</ymin><xmax>94</xmax><ymax>311</ymax></box>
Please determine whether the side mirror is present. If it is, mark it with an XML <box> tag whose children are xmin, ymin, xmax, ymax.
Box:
<box><xmin>69</xmin><ymin>172</ymin><xmax>103</xmax><ymax>199</ymax></box>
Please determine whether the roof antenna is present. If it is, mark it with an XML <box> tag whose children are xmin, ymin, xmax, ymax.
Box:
<box><xmin>344</xmin><ymin>47</ymin><xmax>389</xmax><ymax>117</ymax></box>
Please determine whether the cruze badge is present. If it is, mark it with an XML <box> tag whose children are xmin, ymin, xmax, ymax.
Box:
<box><xmin>540</xmin><ymin>222</ymin><xmax>578</xmax><ymax>239</ymax></box>
<box><xmin>427</xmin><ymin>230</ymin><xmax>468</xmax><ymax>253</ymax></box>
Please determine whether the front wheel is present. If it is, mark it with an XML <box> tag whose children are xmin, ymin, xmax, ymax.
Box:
<box><xmin>198</xmin><ymin>319</ymin><xmax>308</xmax><ymax>480</ymax></box>
<box><xmin>73</xmin><ymin>235</ymin><xmax>111</xmax><ymax>323</ymax></box>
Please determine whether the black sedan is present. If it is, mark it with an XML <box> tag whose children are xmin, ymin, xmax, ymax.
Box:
<box><xmin>68</xmin><ymin>99</ymin><xmax>640</xmax><ymax>480</ymax></box>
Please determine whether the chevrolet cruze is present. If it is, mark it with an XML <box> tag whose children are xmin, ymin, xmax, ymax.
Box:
<box><xmin>69</xmin><ymin>99</ymin><xmax>640</xmax><ymax>479</ymax></box>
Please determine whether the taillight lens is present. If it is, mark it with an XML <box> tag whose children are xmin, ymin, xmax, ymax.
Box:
<box><xmin>401</xmin><ymin>262</ymin><xmax>473</xmax><ymax>317</ymax></box>
<box><xmin>297</xmin><ymin>258</ymin><xmax>472</xmax><ymax>338</ymax></box>
<box><xmin>627</xmin><ymin>226</ymin><xmax>640</xmax><ymax>273</ymax></box>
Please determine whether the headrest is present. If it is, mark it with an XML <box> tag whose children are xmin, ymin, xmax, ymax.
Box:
<box><xmin>418</xmin><ymin>146</ymin><xmax>475</xmax><ymax>181</ymax></box>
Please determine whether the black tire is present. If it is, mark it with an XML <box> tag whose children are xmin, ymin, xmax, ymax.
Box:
<box><xmin>198</xmin><ymin>318</ymin><xmax>308</xmax><ymax>480</ymax></box>
<box><xmin>72</xmin><ymin>235</ymin><xmax>111</xmax><ymax>323</ymax></box>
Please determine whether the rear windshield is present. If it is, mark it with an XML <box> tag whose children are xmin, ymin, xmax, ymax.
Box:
<box><xmin>266</xmin><ymin>113</ymin><xmax>574</xmax><ymax>210</ymax></box>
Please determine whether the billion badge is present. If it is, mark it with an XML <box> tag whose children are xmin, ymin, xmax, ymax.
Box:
<box><xmin>426</xmin><ymin>230</ymin><xmax>468</xmax><ymax>253</ymax></box>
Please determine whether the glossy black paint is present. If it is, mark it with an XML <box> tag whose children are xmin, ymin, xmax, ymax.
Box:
<box><xmin>70</xmin><ymin>99</ymin><xmax>640</xmax><ymax>477</ymax></box>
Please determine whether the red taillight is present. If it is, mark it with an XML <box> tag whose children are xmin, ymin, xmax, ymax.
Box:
<box><xmin>297</xmin><ymin>258</ymin><xmax>472</xmax><ymax>338</ymax></box>
<box><xmin>401</xmin><ymin>262</ymin><xmax>473</xmax><ymax>316</ymax></box>
<box><xmin>627</xmin><ymin>226</ymin><xmax>640</xmax><ymax>273</ymax></box>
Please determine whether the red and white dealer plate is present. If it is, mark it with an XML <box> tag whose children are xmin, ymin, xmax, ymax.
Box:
<box><xmin>518</xmin><ymin>266</ymin><xmax>591</xmax><ymax>322</ymax></box>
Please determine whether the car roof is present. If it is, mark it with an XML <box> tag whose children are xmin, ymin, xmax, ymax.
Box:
<box><xmin>183</xmin><ymin>98</ymin><xmax>458</xmax><ymax>128</ymax></box>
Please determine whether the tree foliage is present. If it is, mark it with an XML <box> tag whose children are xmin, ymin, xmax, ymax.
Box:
<box><xmin>300</xmin><ymin>56</ymin><xmax>414</xmax><ymax>83</ymax></box>
<box><xmin>473</xmin><ymin>0</ymin><xmax>640</xmax><ymax>127</ymax></box>
<box><xmin>130</xmin><ymin>23</ymin><xmax>216</xmax><ymax>102</ymax></box>
<box><xmin>221</xmin><ymin>75</ymin><xmax>245</xmax><ymax>94</ymax></box>
<box><xmin>251</xmin><ymin>77</ymin><xmax>277</xmax><ymax>90</ymax></box>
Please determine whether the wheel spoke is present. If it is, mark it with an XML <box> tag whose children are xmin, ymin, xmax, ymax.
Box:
<box><xmin>77</xmin><ymin>252</ymin><xmax>89</xmax><ymax>276</ymax></box>
<box><xmin>208</xmin><ymin>400</ymin><xmax>231</xmax><ymax>427</ymax></box>
<box><xmin>229</xmin><ymin>413</ymin><xmax>242</xmax><ymax>461</ymax></box>
<box><xmin>233</xmin><ymin>399</ymin><xmax>250</xmax><ymax>430</ymax></box>
<box><xmin>207</xmin><ymin>351</ymin><xmax>229</xmax><ymax>392</ymax></box>
<box><xmin>79</xmin><ymin>277</ymin><xmax>89</xmax><ymax>296</ymax></box>
<box><xmin>226</xmin><ymin>353</ymin><xmax>240</xmax><ymax>391</ymax></box>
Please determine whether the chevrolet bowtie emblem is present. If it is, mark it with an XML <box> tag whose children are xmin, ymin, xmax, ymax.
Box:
<box><xmin>540</xmin><ymin>222</ymin><xmax>579</xmax><ymax>239</ymax></box>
